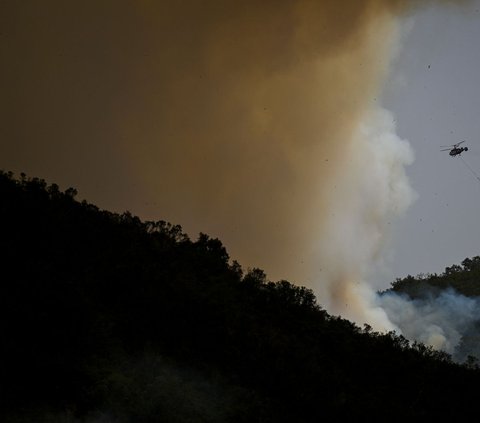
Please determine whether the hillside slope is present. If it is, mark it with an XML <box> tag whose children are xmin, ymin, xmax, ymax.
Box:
<box><xmin>1</xmin><ymin>170</ymin><xmax>479</xmax><ymax>422</ymax></box>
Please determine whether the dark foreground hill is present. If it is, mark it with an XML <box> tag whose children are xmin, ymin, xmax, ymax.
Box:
<box><xmin>1</xmin><ymin>170</ymin><xmax>480</xmax><ymax>422</ymax></box>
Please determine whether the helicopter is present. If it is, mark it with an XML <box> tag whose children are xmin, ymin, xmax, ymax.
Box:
<box><xmin>440</xmin><ymin>140</ymin><xmax>469</xmax><ymax>157</ymax></box>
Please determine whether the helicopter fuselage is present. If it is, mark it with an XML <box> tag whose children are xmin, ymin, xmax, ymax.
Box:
<box><xmin>449</xmin><ymin>147</ymin><xmax>468</xmax><ymax>156</ymax></box>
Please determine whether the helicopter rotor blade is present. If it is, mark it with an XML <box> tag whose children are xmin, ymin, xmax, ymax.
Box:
<box><xmin>440</xmin><ymin>140</ymin><xmax>466</xmax><ymax>148</ymax></box>
<box><xmin>440</xmin><ymin>148</ymin><xmax>452</xmax><ymax>151</ymax></box>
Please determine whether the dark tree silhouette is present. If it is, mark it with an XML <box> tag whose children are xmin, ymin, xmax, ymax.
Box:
<box><xmin>1</xmin><ymin>170</ymin><xmax>480</xmax><ymax>422</ymax></box>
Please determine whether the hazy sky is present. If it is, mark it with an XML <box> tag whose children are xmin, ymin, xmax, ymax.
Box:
<box><xmin>384</xmin><ymin>1</ymin><xmax>480</xmax><ymax>283</ymax></box>
<box><xmin>1</xmin><ymin>1</ymin><xmax>479</xmax><ymax>294</ymax></box>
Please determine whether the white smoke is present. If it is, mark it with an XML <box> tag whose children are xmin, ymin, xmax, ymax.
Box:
<box><xmin>316</xmin><ymin>103</ymin><xmax>480</xmax><ymax>361</ymax></box>
<box><xmin>314</xmin><ymin>15</ymin><xmax>480</xmax><ymax>360</ymax></box>
<box><xmin>315</xmin><ymin>105</ymin><xmax>416</xmax><ymax>330</ymax></box>
<box><xmin>380</xmin><ymin>289</ymin><xmax>480</xmax><ymax>357</ymax></box>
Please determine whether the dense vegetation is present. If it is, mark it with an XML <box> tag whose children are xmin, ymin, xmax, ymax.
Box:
<box><xmin>386</xmin><ymin>257</ymin><xmax>480</xmax><ymax>299</ymax></box>
<box><xmin>1</xmin><ymin>170</ymin><xmax>480</xmax><ymax>422</ymax></box>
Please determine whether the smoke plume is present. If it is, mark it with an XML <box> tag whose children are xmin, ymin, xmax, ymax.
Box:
<box><xmin>130</xmin><ymin>1</ymin><xmax>480</xmax><ymax>358</ymax></box>
<box><xmin>314</xmin><ymin>106</ymin><xmax>415</xmax><ymax>330</ymax></box>
<box><xmin>121</xmin><ymin>0</ymin><xmax>410</xmax><ymax>285</ymax></box>
<box><xmin>380</xmin><ymin>289</ymin><xmax>480</xmax><ymax>360</ymax></box>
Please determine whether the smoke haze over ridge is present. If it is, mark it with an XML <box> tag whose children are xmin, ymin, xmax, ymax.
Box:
<box><xmin>1</xmin><ymin>0</ymin><xmax>410</xmax><ymax>283</ymax></box>
<box><xmin>1</xmin><ymin>0</ymin><xmax>478</xmax><ymax>356</ymax></box>
<box><xmin>117</xmin><ymin>0</ymin><xmax>412</xmax><ymax>286</ymax></box>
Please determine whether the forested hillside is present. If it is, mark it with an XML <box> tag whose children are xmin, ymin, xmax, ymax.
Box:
<box><xmin>1</xmin><ymin>170</ymin><xmax>480</xmax><ymax>422</ymax></box>
<box><xmin>386</xmin><ymin>257</ymin><xmax>480</xmax><ymax>299</ymax></box>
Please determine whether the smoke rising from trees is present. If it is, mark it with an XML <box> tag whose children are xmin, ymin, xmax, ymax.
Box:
<box><xmin>1</xmin><ymin>0</ymin><xmax>476</xmax><ymax>357</ymax></box>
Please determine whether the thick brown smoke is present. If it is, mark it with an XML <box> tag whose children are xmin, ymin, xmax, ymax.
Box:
<box><xmin>0</xmin><ymin>0</ymin><xmax>454</xmax><ymax>315</ymax></box>
<box><xmin>120</xmin><ymin>0</ymin><xmax>410</xmax><ymax>285</ymax></box>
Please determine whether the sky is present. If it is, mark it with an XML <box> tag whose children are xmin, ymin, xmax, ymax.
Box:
<box><xmin>384</xmin><ymin>2</ymin><xmax>480</xmax><ymax>283</ymax></box>
<box><xmin>1</xmin><ymin>0</ymin><xmax>480</xmax><ymax>301</ymax></box>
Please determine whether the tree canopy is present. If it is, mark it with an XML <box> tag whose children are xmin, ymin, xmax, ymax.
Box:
<box><xmin>387</xmin><ymin>256</ymin><xmax>480</xmax><ymax>299</ymax></box>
